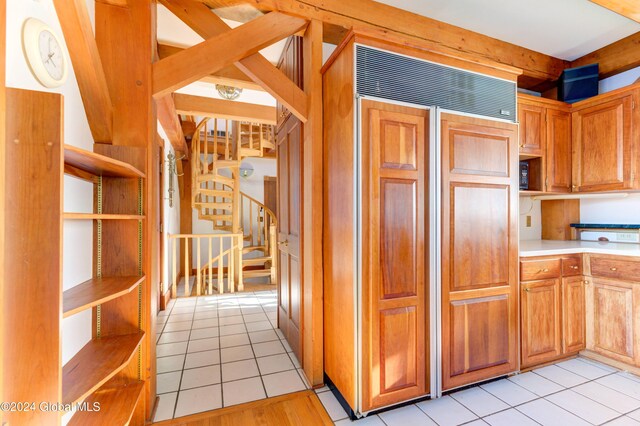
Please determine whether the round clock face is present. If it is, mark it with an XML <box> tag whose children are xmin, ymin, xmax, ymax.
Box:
<box><xmin>22</xmin><ymin>18</ymin><xmax>68</xmax><ymax>88</ymax></box>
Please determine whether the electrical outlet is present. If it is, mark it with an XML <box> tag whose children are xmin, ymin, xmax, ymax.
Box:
<box><xmin>618</xmin><ymin>233</ymin><xmax>637</xmax><ymax>242</ymax></box>
<box><xmin>526</xmin><ymin>216</ymin><xmax>532</xmax><ymax>227</ymax></box>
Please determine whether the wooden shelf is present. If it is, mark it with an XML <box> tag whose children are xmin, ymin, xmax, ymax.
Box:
<box><xmin>68</xmin><ymin>379</ymin><xmax>144</xmax><ymax>426</ymax></box>
<box><xmin>64</xmin><ymin>145</ymin><xmax>145</xmax><ymax>179</ymax></box>
<box><xmin>63</xmin><ymin>276</ymin><xmax>145</xmax><ymax>318</ymax></box>
<box><xmin>63</xmin><ymin>213</ymin><xmax>145</xmax><ymax>220</ymax></box>
<box><xmin>520</xmin><ymin>190</ymin><xmax>546</xmax><ymax>196</ymax></box>
<box><xmin>62</xmin><ymin>332</ymin><xmax>145</xmax><ymax>405</ymax></box>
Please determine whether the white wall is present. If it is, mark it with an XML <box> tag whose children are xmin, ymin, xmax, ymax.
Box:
<box><xmin>157</xmin><ymin>126</ymin><xmax>181</xmax><ymax>297</ymax></box>
<box><xmin>6</xmin><ymin>1</ymin><xmax>94</xmax><ymax>424</ymax></box>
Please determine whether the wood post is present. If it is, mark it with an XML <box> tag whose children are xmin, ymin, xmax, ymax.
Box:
<box><xmin>301</xmin><ymin>19</ymin><xmax>325</xmax><ymax>386</ymax></box>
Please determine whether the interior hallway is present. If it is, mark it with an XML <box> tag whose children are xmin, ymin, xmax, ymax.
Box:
<box><xmin>154</xmin><ymin>290</ymin><xmax>308</xmax><ymax>421</ymax></box>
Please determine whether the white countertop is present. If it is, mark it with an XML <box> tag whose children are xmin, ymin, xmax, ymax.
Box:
<box><xmin>520</xmin><ymin>240</ymin><xmax>640</xmax><ymax>257</ymax></box>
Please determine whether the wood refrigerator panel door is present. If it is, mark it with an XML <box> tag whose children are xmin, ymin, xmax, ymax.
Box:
<box><xmin>360</xmin><ymin>100</ymin><xmax>429</xmax><ymax>411</ymax></box>
<box><xmin>440</xmin><ymin>113</ymin><xmax>519</xmax><ymax>391</ymax></box>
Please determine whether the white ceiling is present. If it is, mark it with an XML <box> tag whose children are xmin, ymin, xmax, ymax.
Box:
<box><xmin>374</xmin><ymin>0</ymin><xmax>640</xmax><ymax>61</ymax></box>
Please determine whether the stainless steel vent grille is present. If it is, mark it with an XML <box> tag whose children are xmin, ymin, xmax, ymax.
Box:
<box><xmin>356</xmin><ymin>46</ymin><xmax>517</xmax><ymax>122</ymax></box>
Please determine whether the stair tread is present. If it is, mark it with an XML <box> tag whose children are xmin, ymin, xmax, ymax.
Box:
<box><xmin>243</xmin><ymin>256</ymin><xmax>271</xmax><ymax>265</ymax></box>
<box><xmin>198</xmin><ymin>189</ymin><xmax>233</xmax><ymax>197</ymax></box>
<box><xmin>243</xmin><ymin>269</ymin><xmax>272</xmax><ymax>277</ymax></box>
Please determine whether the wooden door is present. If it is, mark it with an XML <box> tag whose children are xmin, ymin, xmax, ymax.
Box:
<box><xmin>586</xmin><ymin>277</ymin><xmax>640</xmax><ymax>365</ymax></box>
<box><xmin>441</xmin><ymin>113</ymin><xmax>518</xmax><ymax>391</ymax></box>
<box><xmin>545</xmin><ymin>108</ymin><xmax>572</xmax><ymax>193</ymax></box>
<box><xmin>263</xmin><ymin>176</ymin><xmax>277</xmax><ymax>218</ymax></box>
<box><xmin>521</xmin><ymin>279</ymin><xmax>562</xmax><ymax>367</ymax></box>
<box><xmin>518</xmin><ymin>102</ymin><xmax>545</xmax><ymax>156</ymax></box>
<box><xmin>277</xmin><ymin>116</ymin><xmax>303</xmax><ymax>360</ymax></box>
<box><xmin>276</xmin><ymin>36</ymin><xmax>302</xmax><ymax>128</ymax></box>
<box><xmin>572</xmin><ymin>94</ymin><xmax>634</xmax><ymax>192</ymax></box>
<box><xmin>360</xmin><ymin>100</ymin><xmax>428</xmax><ymax>411</ymax></box>
<box><xmin>562</xmin><ymin>276</ymin><xmax>586</xmax><ymax>354</ymax></box>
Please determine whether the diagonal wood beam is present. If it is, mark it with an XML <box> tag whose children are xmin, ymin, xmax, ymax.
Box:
<box><xmin>157</xmin><ymin>43</ymin><xmax>264</xmax><ymax>91</ymax></box>
<box><xmin>156</xmin><ymin>94</ymin><xmax>188</xmax><ymax>157</ymax></box>
<box><xmin>590</xmin><ymin>0</ymin><xmax>640</xmax><ymax>23</ymax></box>
<box><xmin>173</xmin><ymin>93</ymin><xmax>276</xmax><ymax>124</ymax></box>
<box><xmin>153</xmin><ymin>11</ymin><xmax>307</xmax><ymax>97</ymax></box>
<box><xmin>571</xmin><ymin>32</ymin><xmax>640</xmax><ymax>80</ymax></box>
<box><xmin>200</xmin><ymin>0</ymin><xmax>568</xmax><ymax>87</ymax></box>
<box><xmin>160</xmin><ymin>0</ymin><xmax>308</xmax><ymax>121</ymax></box>
<box><xmin>53</xmin><ymin>0</ymin><xmax>113</xmax><ymax>142</ymax></box>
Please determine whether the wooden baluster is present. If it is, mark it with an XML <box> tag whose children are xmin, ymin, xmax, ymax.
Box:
<box><xmin>172</xmin><ymin>236</ymin><xmax>177</xmax><ymax>298</ymax></box>
<box><xmin>237</xmin><ymin>234</ymin><xmax>244</xmax><ymax>292</ymax></box>
<box><xmin>249</xmin><ymin>202</ymin><xmax>253</xmax><ymax>246</ymax></box>
<box><xmin>184</xmin><ymin>237</ymin><xmax>190</xmax><ymax>297</ymax></box>
<box><xmin>208</xmin><ymin>237</ymin><xmax>213</xmax><ymax>295</ymax></box>
<box><xmin>230</xmin><ymin>236</ymin><xmax>235</xmax><ymax>293</ymax></box>
<box><xmin>225</xmin><ymin>119</ymin><xmax>230</xmax><ymax>161</ymax></box>
<box><xmin>249</xmin><ymin>123</ymin><xmax>254</xmax><ymax>150</ymax></box>
<box><xmin>196</xmin><ymin>237</ymin><xmax>201</xmax><ymax>296</ymax></box>
<box><xmin>218</xmin><ymin>238</ymin><xmax>223</xmax><ymax>294</ymax></box>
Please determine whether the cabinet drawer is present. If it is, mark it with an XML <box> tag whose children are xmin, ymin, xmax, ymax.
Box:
<box><xmin>521</xmin><ymin>259</ymin><xmax>561</xmax><ymax>281</ymax></box>
<box><xmin>590</xmin><ymin>257</ymin><xmax>640</xmax><ymax>282</ymax></box>
<box><xmin>562</xmin><ymin>257</ymin><xmax>582</xmax><ymax>276</ymax></box>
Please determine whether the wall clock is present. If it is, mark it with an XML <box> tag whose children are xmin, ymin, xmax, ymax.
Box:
<box><xmin>22</xmin><ymin>18</ymin><xmax>68</xmax><ymax>88</ymax></box>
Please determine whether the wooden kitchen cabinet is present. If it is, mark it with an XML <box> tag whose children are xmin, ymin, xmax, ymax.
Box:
<box><xmin>563</xmin><ymin>276</ymin><xmax>586</xmax><ymax>354</ymax></box>
<box><xmin>586</xmin><ymin>277</ymin><xmax>639</xmax><ymax>365</ymax></box>
<box><xmin>571</xmin><ymin>87</ymin><xmax>640</xmax><ymax>192</ymax></box>
<box><xmin>519</xmin><ymin>255</ymin><xmax>585</xmax><ymax>368</ymax></box>
<box><xmin>521</xmin><ymin>279</ymin><xmax>562</xmax><ymax>367</ymax></box>
<box><xmin>519</xmin><ymin>100</ymin><xmax>545</xmax><ymax>156</ymax></box>
<box><xmin>545</xmin><ymin>108</ymin><xmax>572</xmax><ymax>193</ymax></box>
<box><xmin>517</xmin><ymin>94</ymin><xmax>572</xmax><ymax>193</ymax></box>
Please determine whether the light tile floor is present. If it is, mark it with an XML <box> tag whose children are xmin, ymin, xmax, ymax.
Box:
<box><xmin>154</xmin><ymin>290</ymin><xmax>309</xmax><ymax>422</ymax></box>
<box><xmin>316</xmin><ymin>357</ymin><xmax>640</xmax><ymax>426</ymax></box>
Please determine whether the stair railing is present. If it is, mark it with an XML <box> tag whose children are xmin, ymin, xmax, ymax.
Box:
<box><xmin>169</xmin><ymin>233</ymin><xmax>244</xmax><ymax>297</ymax></box>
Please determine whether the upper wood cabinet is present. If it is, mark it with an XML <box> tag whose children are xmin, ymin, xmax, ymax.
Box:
<box><xmin>276</xmin><ymin>36</ymin><xmax>303</xmax><ymax>128</ymax></box>
<box><xmin>546</xmin><ymin>108</ymin><xmax>572</xmax><ymax>193</ymax></box>
<box><xmin>441</xmin><ymin>113</ymin><xmax>519</xmax><ymax>390</ymax></box>
<box><xmin>518</xmin><ymin>94</ymin><xmax>572</xmax><ymax>193</ymax></box>
<box><xmin>571</xmin><ymin>88</ymin><xmax>639</xmax><ymax>192</ymax></box>
<box><xmin>518</xmin><ymin>100</ymin><xmax>545</xmax><ymax>156</ymax></box>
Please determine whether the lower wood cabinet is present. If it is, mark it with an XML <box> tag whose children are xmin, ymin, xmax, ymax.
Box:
<box><xmin>520</xmin><ymin>255</ymin><xmax>586</xmax><ymax>368</ymax></box>
<box><xmin>521</xmin><ymin>279</ymin><xmax>562</xmax><ymax>367</ymax></box>
<box><xmin>586</xmin><ymin>276</ymin><xmax>640</xmax><ymax>365</ymax></box>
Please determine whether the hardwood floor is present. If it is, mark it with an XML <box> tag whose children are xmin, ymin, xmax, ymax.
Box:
<box><xmin>151</xmin><ymin>390</ymin><xmax>333</xmax><ymax>425</ymax></box>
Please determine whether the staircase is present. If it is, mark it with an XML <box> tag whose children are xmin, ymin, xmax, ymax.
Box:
<box><xmin>190</xmin><ymin>118</ymin><xmax>277</xmax><ymax>293</ymax></box>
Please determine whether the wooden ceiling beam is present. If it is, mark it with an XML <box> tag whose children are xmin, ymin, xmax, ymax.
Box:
<box><xmin>160</xmin><ymin>0</ymin><xmax>309</xmax><ymax>121</ymax></box>
<box><xmin>590</xmin><ymin>0</ymin><xmax>640</xmax><ymax>23</ymax></box>
<box><xmin>571</xmin><ymin>31</ymin><xmax>640</xmax><ymax>80</ymax></box>
<box><xmin>53</xmin><ymin>0</ymin><xmax>113</xmax><ymax>142</ymax></box>
<box><xmin>152</xmin><ymin>11</ymin><xmax>307</xmax><ymax>97</ymax></box>
<box><xmin>157</xmin><ymin>43</ymin><xmax>264</xmax><ymax>91</ymax></box>
<box><xmin>156</xmin><ymin>94</ymin><xmax>188</xmax><ymax>157</ymax></box>
<box><xmin>173</xmin><ymin>93</ymin><xmax>276</xmax><ymax>124</ymax></box>
<box><xmin>199</xmin><ymin>0</ymin><xmax>568</xmax><ymax>87</ymax></box>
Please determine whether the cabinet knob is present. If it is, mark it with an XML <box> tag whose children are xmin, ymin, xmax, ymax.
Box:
<box><xmin>571</xmin><ymin>265</ymin><xmax>578</xmax><ymax>269</ymax></box>
<box><xmin>584</xmin><ymin>280</ymin><xmax>590</xmax><ymax>285</ymax></box>
<box><xmin>524</xmin><ymin>288</ymin><xmax>530</xmax><ymax>292</ymax></box>
<box><xmin>610</xmin><ymin>267</ymin><xmax>618</xmax><ymax>271</ymax></box>
<box><xmin>538</xmin><ymin>268</ymin><xmax>549</xmax><ymax>273</ymax></box>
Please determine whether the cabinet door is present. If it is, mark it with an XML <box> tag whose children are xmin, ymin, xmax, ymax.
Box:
<box><xmin>586</xmin><ymin>278</ymin><xmax>639</xmax><ymax>365</ymax></box>
<box><xmin>545</xmin><ymin>108</ymin><xmax>572</xmax><ymax>193</ymax></box>
<box><xmin>441</xmin><ymin>113</ymin><xmax>518</xmax><ymax>390</ymax></box>
<box><xmin>562</xmin><ymin>276</ymin><xmax>586</xmax><ymax>354</ymax></box>
<box><xmin>521</xmin><ymin>279</ymin><xmax>562</xmax><ymax>368</ymax></box>
<box><xmin>518</xmin><ymin>102</ymin><xmax>545</xmax><ymax>156</ymax></box>
<box><xmin>572</xmin><ymin>94</ymin><xmax>634</xmax><ymax>192</ymax></box>
<box><xmin>361</xmin><ymin>100</ymin><xmax>428</xmax><ymax>410</ymax></box>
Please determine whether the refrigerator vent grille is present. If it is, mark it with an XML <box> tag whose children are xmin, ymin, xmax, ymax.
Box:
<box><xmin>356</xmin><ymin>45</ymin><xmax>517</xmax><ymax>122</ymax></box>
